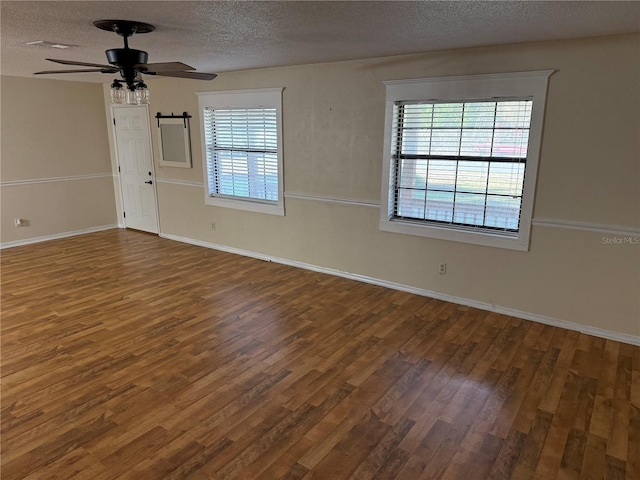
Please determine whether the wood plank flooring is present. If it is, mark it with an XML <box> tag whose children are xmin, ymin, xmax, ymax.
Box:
<box><xmin>1</xmin><ymin>229</ymin><xmax>638</xmax><ymax>479</ymax></box>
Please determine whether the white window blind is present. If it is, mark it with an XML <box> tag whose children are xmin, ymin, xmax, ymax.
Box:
<box><xmin>203</xmin><ymin>107</ymin><xmax>279</xmax><ymax>203</ymax></box>
<box><xmin>392</xmin><ymin>99</ymin><xmax>533</xmax><ymax>233</ymax></box>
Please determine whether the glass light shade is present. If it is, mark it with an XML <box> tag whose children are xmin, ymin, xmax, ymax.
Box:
<box><xmin>126</xmin><ymin>89</ymin><xmax>137</xmax><ymax>105</ymax></box>
<box><xmin>110</xmin><ymin>81</ymin><xmax>124</xmax><ymax>104</ymax></box>
<box><xmin>135</xmin><ymin>84</ymin><xmax>150</xmax><ymax>105</ymax></box>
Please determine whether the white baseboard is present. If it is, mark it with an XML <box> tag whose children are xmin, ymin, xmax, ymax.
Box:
<box><xmin>0</xmin><ymin>225</ymin><xmax>118</xmax><ymax>249</ymax></box>
<box><xmin>159</xmin><ymin>232</ymin><xmax>639</xmax><ymax>346</ymax></box>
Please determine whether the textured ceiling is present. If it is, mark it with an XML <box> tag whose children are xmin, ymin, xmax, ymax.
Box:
<box><xmin>1</xmin><ymin>1</ymin><xmax>639</xmax><ymax>84</ymax></box>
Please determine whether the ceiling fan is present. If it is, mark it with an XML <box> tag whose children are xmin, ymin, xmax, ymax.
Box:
<box><xmin>34</xmin><ymin>20</ymin><xmax>217</xmax><ymax>90</ymax></box>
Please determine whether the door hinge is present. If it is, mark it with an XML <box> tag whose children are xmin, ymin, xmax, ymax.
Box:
<box><xmin>113</xmin><ymin>118</ymin><xmax>116</xmax><ymax>125</ymax></box>
<box><xmin>123</xmin><ymin>211</ymin><xmax>126</xmax><ymax>218</ymax></box>
<box><xmin>118</xmin><ymin>165</ymin><xmax>121</xmax><ymax>173</ymax></box>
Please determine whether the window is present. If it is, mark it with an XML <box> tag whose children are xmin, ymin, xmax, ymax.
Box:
<box><xmin>197</xmin><ymin>88</ymin><xmax>284</xmax><ymax>215</ymax></box>
<box><xmin>380</xmin><ymin>72</ymin><xmax>552</xmax><ymax>250</ymax></box>
<box><xmin>394</xmin><ymin>99</ymin><xmax>532</xmax><ymax>230</ymax></box>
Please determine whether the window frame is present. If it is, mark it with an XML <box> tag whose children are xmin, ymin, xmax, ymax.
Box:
<box><xmin>197</xmin><ymin>88</ymin><xmax>284</xmax><ymax>216</ymax></box>
<box><xmin>380</xmin><ymin>71</ymin><xmax>553</xmax><ymax>251</ymax></box>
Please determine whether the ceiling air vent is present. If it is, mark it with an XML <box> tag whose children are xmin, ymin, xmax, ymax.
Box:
<box><xmin>26</xmin><ymin>40</ymin><xmax>78</xmax><ymax>49</ymax></box>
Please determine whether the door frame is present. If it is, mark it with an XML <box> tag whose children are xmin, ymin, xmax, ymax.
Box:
<box><xmin>110</xmin><ymin>104</ymin><xmax>161</xmax><ymax>234</ymax></box>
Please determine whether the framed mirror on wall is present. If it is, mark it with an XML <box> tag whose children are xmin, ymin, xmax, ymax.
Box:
<box><xmin>156</xmin><ymin>112</ymin><xmax>192</xmax><ymax>168</ymax></box>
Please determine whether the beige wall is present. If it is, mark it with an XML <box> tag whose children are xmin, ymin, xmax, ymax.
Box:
<box><xmin>1</xmin><ymin>76</ymin><xmax>116</xmax><ymax>244</ymax></box>
<box><xmin>1</xmin><ymin>34</ymin><xmax>635</xmax><ymax>338</ymax></box>
<box><xmin>138</xmin><ymin>33</ymin><xmax>639</xmax><ymax>338</ymax></box>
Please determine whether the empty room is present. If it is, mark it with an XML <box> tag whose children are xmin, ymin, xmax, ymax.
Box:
<box><xmin>1</xmin><ymin>1</ymin><xmax>639</xmax><ymax>479</ymax></box>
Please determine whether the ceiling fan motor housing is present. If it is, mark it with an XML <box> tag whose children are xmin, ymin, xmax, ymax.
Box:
<box><xmin>105</xmin><ymin>48</ymin><xmax>148</xmax><ymax>67</ymax></box>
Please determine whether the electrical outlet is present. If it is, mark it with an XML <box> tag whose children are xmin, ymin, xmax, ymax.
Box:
<box><xmin>438</xmin><ymin>262</ymin><xmax>447</xmax><ymax>275</ymax></box>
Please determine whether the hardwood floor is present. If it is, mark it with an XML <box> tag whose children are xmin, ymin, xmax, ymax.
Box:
<box><xmin>1</xmin><ymin>229</ymin><xmax>638</xmax><ymax>479</ymax></box>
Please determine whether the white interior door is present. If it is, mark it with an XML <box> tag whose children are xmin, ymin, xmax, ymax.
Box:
<box><xmin>113</xmin><ymin>105</ymin><xmax>159</xmax><ymax>234</ymax></box>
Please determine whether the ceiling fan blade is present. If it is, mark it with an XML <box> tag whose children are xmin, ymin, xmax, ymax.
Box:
<box><xmin>151</xmin><ymin>71</ymin><xmax>218</xmax><ymax>80</ymax></box>
<box><xmin>34</xmin><ymin>68</ymin><xmax>115</xmax><ymax>75</ymax></box>
<box><xmin>46</xmin><ymin>58</ymin><xmax>114</xmax><ymax>69</ymax></box>
<box><xmin>141</xmin><ymin>62</ymin><xmax>195</xmax><ymax>72</ymax></box>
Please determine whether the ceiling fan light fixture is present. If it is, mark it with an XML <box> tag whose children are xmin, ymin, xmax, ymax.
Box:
<box><xmin>111</xmin><ymin>78</ymin><xmax>150</xmax><ymax>105</ymax></box>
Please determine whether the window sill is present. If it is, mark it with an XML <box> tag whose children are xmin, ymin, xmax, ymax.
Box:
<box><xmin>379</xmin><ymin>218</ymin><xmax>530</xmax><ymax>251</ymax></box>
<box><xmin>205</xmin><ymin>195</ymin><xmax>284</xmax><ymax>216</ymax></box>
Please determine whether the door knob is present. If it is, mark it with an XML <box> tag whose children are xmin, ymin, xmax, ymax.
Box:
<box><xmin>145</xmin><ymin>180</ymin><xmax>153</xmax><ymax>185</ymax></box>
